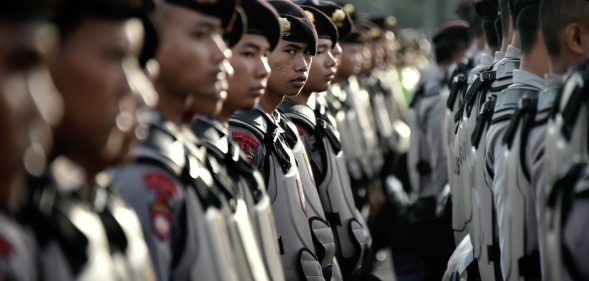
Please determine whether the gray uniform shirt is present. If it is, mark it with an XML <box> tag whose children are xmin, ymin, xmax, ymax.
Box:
<box><xmin>0</xmin><ymin>214</ymin><xmax>37</xmax><ymax>281</ymax></box>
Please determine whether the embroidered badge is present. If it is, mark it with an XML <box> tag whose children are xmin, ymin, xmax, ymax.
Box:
<box><xmin>149</xmin><ymin>203</ymin><xmax>172</xmax><ymax>240</ymax></box>
<box><xmin>144</xmin><ymin>173</ymin><xmax>177</xmax><ymax>240</ymax></box>
<box><xmin>144</xmin><ymin>173</ymin><xmax>178</xmax><ymax>203</ymax></box>
<box><xmin>296</xmin><ymin>125</ymin><xmax>306</xmax><ymax>136</ymax></box>
<box><xmin>232</xmin><ymin>132</ymin><xmax>260</xmax><ymax>151</ymax></box>
<box><xmin>0</xmin><ymin>235</ymin><xmax>13</xmax><ymax>257</ymax></box>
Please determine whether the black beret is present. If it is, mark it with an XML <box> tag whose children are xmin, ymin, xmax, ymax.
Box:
<box><xmin>166</xmin><ymin>0</ymin><xmax>237</xmax><ymax>29</ymax></box>
<box><xmin>370</xmin><ymin>16</ymin><xmax>397</xmax><ymax>32</ymax></box>
<box><xmin>238</xmin><ymin>0</ymin><xmax>281</xmax><ymax>51</ymax></box>
<box><xmin>268</xmin><ymin>0</ymin><xmax>318</xmax><ymax>55</ymax></box>
<box><xmin>510</xmin><ymin>0</ymin><xmax>540</xmax><ymax>18</ymax></box>
<box><xmin>224</xmin><ymin>7</ymin><xmax>247</xmax><ymax>48</ymax></box>
<box><xmin>297</xmin><ymin>5</ymin><xmax>338</xmax><ymax>48</ymax></box>
<box><xmin>0</xmin><ymin>0</ymin><xmax>56</xmax><ymax>21</ymax></box>
<box><xmin>358</xmin><ymin>19</ymin><xmax>383</xmax><ymax>42</ymax></box>
<box><xmin>474</xmin><ymin>0</ymin><xmax>499</xmax><ymax>19</ymax></box>
<box><xmin>432</xmin><ymin>20</ymin><xmax>470</xmax><ymax>45</ymax></box>
<box><xmin>56</xmin><ymin>0</ymin><xmax>147</xmax><ymax>20</ymax></box>
<box><xmin>294</xmin><ymin>0</ymin><xmax>352</xmax><ymax>43</ymax></box>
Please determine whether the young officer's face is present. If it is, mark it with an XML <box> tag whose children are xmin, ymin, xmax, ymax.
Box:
<box><xmin>302</xmin><ymin>38</ymin><xmax>336</xmax><ymax>93</ymax></box>
<box><xmin>0</xmin><ymin>21</ymin><xmax>60</xmax><ymax>209</ymax></box>
<box><xmin>337</xmin><ymin>42</ymin><xmax>362</xmax><ymax>78</ymax></box>
<box><xmin>226</xmin><ymin>34</ymin><xmax>271</xmax><ymax>111</ymax></box>
<box><xmin>50</xmin><ymin>19</ymin><xmax>136</xmax><ymax>167</ymax></box>
<box><xmin>155</xmin><ymin>5</ymin><xmax>228</xmax><ymax>118</ymax></box>
<box><xmin>267</xmin><ymin>39</ymin><xmax>312</xmax><ymax>97</ymax></box>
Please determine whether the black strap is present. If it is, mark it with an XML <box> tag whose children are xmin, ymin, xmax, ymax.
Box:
<box><xmin>446</xmin><ymin>73</ymin><xmax>467</xmax><ymax>110</ymax></box>
<box><xmin>325</xmin><ymin>212</ymin><xmax>341</xmax><ymax>227</ymax></box>
<box><xmin>315</xmin><ymin>117</ymin><xmax>342</xmax><ymax>153</ymax></box>
<box><xmin>471</xmin><ymin>96</ymin><xmax>496</xmax><ymax>148</ymax></box>
<box><xmin>503</xmin><ymin>97</ymin><xmax>537</xmax><ymax>149</ymax></box>
<box><xmin>518</xmin><ymin>251</ymin><xmax>541</xmax><ymax>278</ymax></box>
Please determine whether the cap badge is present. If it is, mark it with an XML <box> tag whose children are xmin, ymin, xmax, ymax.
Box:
<box><xmin>331</xmin><ymin>9</ymin><xmax>345</xmax><ymax>27</ymax></box>
<box><xmin>279</xmin><ymin>17</ymin><xmax>291</xmax><ymax>37</ymax></box>
<box><xmin>343</xmin><ymin>3</ymin><xmax>355</xmax><ymax>14</ymax></box>
<box><xmin>304</xmin><ymin>10</ymin><xmax>315</xmax><ymax>26</ymax></box>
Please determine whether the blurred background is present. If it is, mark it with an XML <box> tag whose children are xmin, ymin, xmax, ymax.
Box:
<box><xmin>348</xmin><ymin>0</ymin><xmax>461</xmax><ymax>37</ymax></box>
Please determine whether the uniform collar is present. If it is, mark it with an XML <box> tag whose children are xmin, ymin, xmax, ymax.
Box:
<box><xmin>479</xmin><ymin>52</ymin><xmax>494</xmax><ymax>67</ymax></box>
<box><xmin>544</xmin><ymin>73</ymin><xmax>564</xmax><ymax>89</ymax></box>
<box><xmin>512</xmin><ymin>69</ymin><xmax>545</xmax><ymax>91</ymax></box>
<box><xmin>505</xmin><ymin>44</ymin><xmax>521</xmax><ymax>60</ymax></box>
<box><xmin>494</xmin><ymin>51</ymin><xmax>505</xmax><ymax>63</ymax></box>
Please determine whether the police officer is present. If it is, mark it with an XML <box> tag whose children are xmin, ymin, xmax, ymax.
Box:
<box><xmin>280</xmin><ymin>2</ymin><xmax>372</xmax><ymax>279</ymax></box>
<box><xmin>228</xmin><ymin>1</ymin><xmax>326</xmax><ymax>280</ymax></box>
<box><xmin>17</xmin><ymin>0</ymin><xmax>157</xmax><ymax>280</ymax></box>
<box><xmin>0</xmin><ymin>2</ymin><xmax>60</xmax><ymax>280</ymax></box>
<box><xmin>407</xmin><ymin>20</ymin><xmax>470</xmax><ymax>281</ymax></box>
<box><xmin>491</xmin><ymin>2</ymin><xmax>549</xmax><ymax>280</ymax></box>
<box><xmin>454</xmin><ymin>1</ymin><xmax>518</xmax><ymax>278</ymax></box>
<box><xmin>189</xmin><ymin>0</ymin><xmax>285</xmax><ymax>280</ymax></box>
<box><xmin>108</xmin><ymin>1</ymin><xmax>245</xmax><ymax>280</ymax></box>
<box><xmin>537</xmin><ymin>0</ymin><xmax>589</xmax><ymax>279</ymax></box>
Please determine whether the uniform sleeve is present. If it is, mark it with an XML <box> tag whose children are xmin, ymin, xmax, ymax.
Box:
<box><xmin>109</xmin><ymin>165</ymin><xmax>184</xmax><ymax>281</ymax></box>
<box><xmin>424</xmin><ymin>95</ymin><xmax>449</xmax><ymax>195</ymax></box>
<box><xmin>228</xmin><ymin>126</ymin><xmax>266</xmax><ymax>170</ymax></box>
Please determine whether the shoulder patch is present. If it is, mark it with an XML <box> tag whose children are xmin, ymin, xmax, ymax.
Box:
<box><xmin>232</xmin><ymin>131</ymin><xmax>261</xmax><ymax>152</ymax></box>
<box><xmin>143</xmin><ymin>173</ymin><xmax>178</xmax><ymax>204</ymax></box>
<box><xmin>149</xmin><ymin>203</ymin><xmax>172</xmax><ymax>241</ymax></box>
<box><xmin>296</xmin><ymin>124</ymin><xmax>306</xmax><ymax>136</ymax></box>
<box><xmin>0</xmin><ymin>234</ymin><xmax>13</xmax><ymax>257</ymax></box>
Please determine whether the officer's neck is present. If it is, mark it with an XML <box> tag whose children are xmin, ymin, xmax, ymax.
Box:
<box><xmin>520</xmin><ymin>39</ymin><xmax>549</xmax><ymax>77</ymax></box>
<box><xmin>289</xmin><ymin>89</ymin><xmax>312</xmax><ymax>105</ymax></box>
<box><xmin>218</xmin><ymin>106</ymin><xmax>233</xmax><ymax>123</ymax></box>
<box><xmin>259</xmin><ymin>88</ymin><xmax>284</xmax><ymax>114</ymax></box>
<box><xmin>154</xmin><ymin>86</ymin><xmax>186</xmax><ymax>123</ymax></box>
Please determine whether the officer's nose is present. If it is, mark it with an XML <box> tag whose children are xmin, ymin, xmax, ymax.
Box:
<box><xmin>256</xmin><ymin>57</ymin><xmax>270</xmax><ymax>80</ymax></box>
<box><xmin>294</xmin><ymin>53</ymin><xmax>310</xmax><ymax>73</ymax></box>
<box><xmin>326</xmin><ymin>51</ymin><xmax>337</xmax><ymax>69</ymax></box>
<box><xmin>212</xmin><ymin>34</ymin><xmax>229</xmax><ymax>66</ymax></box>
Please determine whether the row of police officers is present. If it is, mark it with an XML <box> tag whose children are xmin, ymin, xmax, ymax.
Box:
<box><xmin>0</xmin><ymin>0</ymin><xmax>415</xmax><ymax>280</ymax></box>
<box><xmin>407</xmin><ymin>0</ymin><xmax>589</xmax><ymax>280</ymax></box>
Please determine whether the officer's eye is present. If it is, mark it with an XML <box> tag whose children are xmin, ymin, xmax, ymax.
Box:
<box><xmin>285</xmin><ymin>48</ymin><xmax>296</xmax><ymax>55</ymax></box>
<box><xmin>242</xmin><ymin>51</ymin><xmax>256</xmax><ymax>58</ymax></box>
<box><xmin>192</xmin><ymin>31</ymin><xmax>207</xmax><ymax>39</ymax></box>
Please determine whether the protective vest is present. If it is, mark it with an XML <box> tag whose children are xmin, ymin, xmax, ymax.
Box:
<box><xmin>229</xmin><ymin>109</ymin><xmax>325</xmax><ymax>281</ymax></box>
<box><xmin>189</xmin><ymin>120</ymin><xmax>272</xmax><ymax>281</ymax></box>
<box><xmin>547</xmin><ymin>162</ymin><xmax>589</xmax><ymax>281</ymax></box>
<box><xmin>542</xmin><ymin>62</ymin><xmax>589</xmax><ymax>281</ymax></box>
<box><xmin>499</xmin><ymin>89</ymin><xmax>541</xmax><ymax>281</ymax></box>
<box><xmin>277</xmin><ymin>106</ymin><xmax>337</xmax><ymax>279</ymax></box>
<box><xmin>20</xmin><ymin>168</ymin><xmax>118</xmax><ymax>281</ymax></box>
<box><xmin>444</xmin><ymin>59</ymin><xmax>475</xmax><ymax>244</ymax></box>
<box><xmin>460</xmin><ymin>58</ymin><xmax>519</xmax><ymax>281</ymax></box>
<box><xmin>361</xmin><ymin>74</ymin><xmax>396</xmax><ymax>153</ymax></box>
<box><xmin>281</xmin><ymin>101</ymin><xmax>370</xmax><ymax>279</ymax></box>
<box><xmin>327</xmin><ymin>84</ymin><xmax>364</xmax><ymax>182</ymax></box>
<box><xmin>132</xmin><ymin>118</ymin><xmax>238</xmax><ymax>281</ymax></box>
<box><xmin>93</xmin><ymin>183</ymin><xmax>156</xmax><ymax>281</ymax></box>
<box><xmin>342</xmin><ymin>77</ymin><xmax>382</xmax><ymax>178</ymax></box>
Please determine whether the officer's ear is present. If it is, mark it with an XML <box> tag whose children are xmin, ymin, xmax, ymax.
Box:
<box><xmin>563</xmin><ymin>23</ymin><xmax>589</xmax><ymax>57</ymax></box>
